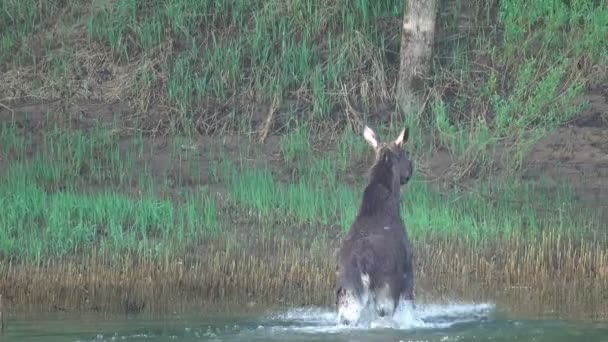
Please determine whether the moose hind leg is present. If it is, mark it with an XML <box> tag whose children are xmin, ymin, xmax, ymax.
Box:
<box><xmin>373</xmin><ymin>282</ymin><xmax>397</xmax><ymax>318</ymax></box>
<box><xmin>336</xmin><ymin>287</ymin><xmax>364</xmax><ymax>325</ymax></box>
<box><xmin>336</xmin><ymin>273</ymin><xmax>371</xmax><ymax>325</ymax></box>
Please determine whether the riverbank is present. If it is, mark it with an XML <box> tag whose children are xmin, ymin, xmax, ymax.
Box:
<box><xmin>1</xmin><ymin>119</ymin><xmax>608</xmax><ymax>319</ymax></box>
<box><xmin>1</xmin><ymin>0</ymin><xmax>607</xmax><ymax>323</ymax></box>
<box><xmin>1</xmin><ymin>232</ymin><xmax>607</xmax><ymax>321</ymax></box>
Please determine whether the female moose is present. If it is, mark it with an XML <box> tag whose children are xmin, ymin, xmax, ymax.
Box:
<box><xmin>334</xmin><ymin>125</ymin><xmax>415</xmax><ymax>325</ymax></box>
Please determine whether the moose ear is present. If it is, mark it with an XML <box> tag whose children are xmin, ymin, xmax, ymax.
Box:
<box><xmin>363</xmin><ymin>125</ymin><xmax>378</xmax><ymax>149</ymax></box>
<box><xmin>394</xmin><ymin>127</ymin><xmax>409</xmax><ymax>147</ymax></box>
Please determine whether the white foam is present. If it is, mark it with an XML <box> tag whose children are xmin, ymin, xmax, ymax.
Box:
<box><xmin>263</xmin><ymin>300</ymin><xmax>495</xmax><ymax>334</ymax></box>
<box><xmin>74</xmin><ymin>302</ymin><xmax>496</xmax><ymax>341</ymax></box>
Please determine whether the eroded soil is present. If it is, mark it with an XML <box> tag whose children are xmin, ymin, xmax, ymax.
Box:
<box><xmin>522</xmin><ymin>93</ymin><xmax>608</xmax><ymax>203</ymax></box>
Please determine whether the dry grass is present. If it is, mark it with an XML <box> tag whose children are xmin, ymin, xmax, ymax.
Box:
<box><xmin>1</xmin><ymin>233</ymin><xmax>607</xmax><ymax>320</ymax></box>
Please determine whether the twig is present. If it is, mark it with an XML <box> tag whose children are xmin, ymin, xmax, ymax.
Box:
<box><xmin>258</xmin><ymin>94</ymin><xmax>281</xmax><ymax>144</ymax></box>
<box><xmin>340</xmin><ymin>82</ymin><xmax>364</xmax><ymax>131</ymax></box>
<box><xmin>0</xmin><ymin>293</ymin><xmax>4</xmax><ymax>333</ymax></box>
<box><xmin>0</xmin><ymin>102</ymin><xmax>14</xmax><ymax>125</ymax></box>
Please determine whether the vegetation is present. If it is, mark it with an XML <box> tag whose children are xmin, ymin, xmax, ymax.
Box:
<box><xmin>1</xmin><ymin>1</ymin><xmax>605</xmax><ymax>133</ymax></box>
<box><xmin>0</xmin><ymin>121</ymin><xmax>604</xmax><ymax>260</ymax></box>
<box><xmin>0</xmin><ymin>0</ymin><xmax>607</xmax><ymax>312</ymax></box>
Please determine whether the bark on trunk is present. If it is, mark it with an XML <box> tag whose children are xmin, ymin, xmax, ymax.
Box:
<box><xmin>396</xmin><ymin>0</ymin><xmax>438</xmax><ymax>119</ymax></box>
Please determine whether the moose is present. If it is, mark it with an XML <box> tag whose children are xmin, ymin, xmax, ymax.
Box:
<box><xmin>334</xmin><ymin>125</ymin><xmax>415</xmax><ymax>325</ymax></box>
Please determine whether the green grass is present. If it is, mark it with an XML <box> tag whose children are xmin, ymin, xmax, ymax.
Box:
<box><xmin>415</xmin><ymin>0</ymin><xmax>608</xmax><ymax>174</ymax></box>
<box><xmin>1</xmin><ymin>122</ymin><xmax>603</xmax><ymax>261</ymax></box>
<box><xmin>0</xmin><ymin>171</ymin><xmax>219</xmax><ymax>260</ymax></box>
<box><xmin>1</xmin><ymin>0</ymin><xmax>400</xmax><ymax>125</ymax></box>
<box><xmin>2</xmin><ymin>1</ymin><xmax>604</xmax><ymax>141</ymax></box>
<box><xmin>0</xmin><ymin>123</ymin><xmax>221</xmax><ymax>260</ymax></box>
<box><xmin>213</xmin><ymin>134</ymin><xmax>601</xmax><ymax>243</ymax></box>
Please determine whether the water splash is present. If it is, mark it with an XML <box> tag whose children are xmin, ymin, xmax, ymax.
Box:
<box><xmin>48</xmin><ymin>301</ymin><xmax>496</xmax><ymax>341</ymax></box>
<box><xmin>261</xmin><ymin>300</ymin><xmax>495</xmax><ymax>334</ymax></box>
<box><xmin>21</xmin><ymin>301</ymin><xmax>608</xmax><ymax>342</ymax></box>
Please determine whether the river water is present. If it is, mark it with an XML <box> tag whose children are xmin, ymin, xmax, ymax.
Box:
<box><xmin>5</xmin><ymin>301</ymin><xmax>608</xmax><ymax>341</ymax></box>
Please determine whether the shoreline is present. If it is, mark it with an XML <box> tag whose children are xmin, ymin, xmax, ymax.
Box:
<box><xmin>1</xmin><ymin>233</ymin><xmax>606</xmax><ymax>320</ymax></box>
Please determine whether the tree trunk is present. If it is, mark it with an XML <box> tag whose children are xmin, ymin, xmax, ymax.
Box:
<box><xmin>396</xmin><ymin>0</ymin><xmax>438</xmax><ymax>119</ymax></box>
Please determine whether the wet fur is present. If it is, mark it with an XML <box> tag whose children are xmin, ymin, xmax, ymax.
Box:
<box><xmin>335</xmin><ymin>126</ymin><xmax>415</xmax><ymax>325</ymax></box>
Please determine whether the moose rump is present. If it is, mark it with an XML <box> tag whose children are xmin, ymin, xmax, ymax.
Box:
<box><xmin>334</xmin><ymin>125</ymin><xmax>415</xmax><ymax>326</ymax></box>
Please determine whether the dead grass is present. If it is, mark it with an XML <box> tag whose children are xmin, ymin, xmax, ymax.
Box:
<box><xmin>1</xmin><ymin>232</ymin><xmax>607</xmax><ymax>320</ymax></box>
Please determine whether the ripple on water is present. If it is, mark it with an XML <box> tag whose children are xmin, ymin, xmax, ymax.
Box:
<box><xmin>257</xmin><ymin>301</ymin><xmax>496</xmax><ymax>334</ymax></box>
<box><xmin>67</xmin><ymin>301</ymin><xmax>495</xmax><ymax>342</ymax></box>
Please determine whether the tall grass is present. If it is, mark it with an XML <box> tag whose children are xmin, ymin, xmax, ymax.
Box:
<box><xmin>1</xmin><ymin>1</ymin><xmax>604</xmax><ymax>189</ymax></box>
<box><xmin>0</xmin><ymin>169</ymin><xmax>219</xmax><ymax>260</ymax></box>
<box><xmin>1</xmin><ymin>118</ymin><xmax>606</xmax><ymax>316</ymax></box>
<box><xmin>0</xmin><ymin>123</ymin><xmax>220</xmax><ymax>260</ymax></box>
<box><xmin>4</xmin><ymin>230</ymin><xmax>608</xmax><ymax>317</ymax></box>
<box><xmin>213</xmin><ymin>128</ymin><xmax>604</xmax><ymax>243</ymax></box>
<box><xmin>2</xmin><ymin>121</ymin><xmax>603</xmax><ymax>261</ymax></box>
<box><xmin>425</xmin><ymin>0</ymin><xmax>608</xmax><ymax>172</ymax></box>
<box><xmin>214</xmin><ymin>156</ymin><xmax>602</xmax><ymax>242</ymax></box>
<box><xmin>1</xmin><ymin>0</ymin><xmax>400</xmax><ymax>127</ymax></box>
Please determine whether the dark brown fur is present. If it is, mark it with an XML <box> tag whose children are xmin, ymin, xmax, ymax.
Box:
<box><xmin>335</xmin><ymin>126</ymin><xmax>415</xmax><ymax>323</ymax></box>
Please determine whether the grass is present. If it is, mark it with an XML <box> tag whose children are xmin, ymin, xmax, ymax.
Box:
<box><xmin>0</xmin><ymin>121</ymin><xmax>604</xmax><ymax>261</ymax></box>
<box><xmin>1</xmin><ymin>1</ymin><xmax>605</xmax><ymax>139</ymax></box>
<box><xmin>1</xmin><ymin>0</ymin><xmax>400</xmax><ymax>126</ymax></box>
<box><xmin>422</xmin><ymin>0</ymin><xmax>608</xmax><ymax>174</ymax></box>
<box><xmin>0</xmin><ymin>122</ymin><xmax>221</xmax><ymax>260</ymax></box>
<box><xmin>0</xmin><ymin>117</ymin><xmax>607</xmax><ymax>315</ymax></box>
<box><xmin>0</xmin><ymin>171</ymin><xmax>220</xmax><ymax>259</ymax></box>
<box><xmin>2</xmin><ymin>219</ymin><xmax>607</xmax><ymax>317</ymax></box>
<box><xmin>214</xmin><ymin>133</ymin><xmax>603</xmax><ymax>243</ymax></box>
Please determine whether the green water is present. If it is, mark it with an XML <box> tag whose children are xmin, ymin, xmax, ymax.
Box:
<box><xmin>5</xmin><ymin>302</ymin><xmax>608</xmax><ymax>341</ymax></box>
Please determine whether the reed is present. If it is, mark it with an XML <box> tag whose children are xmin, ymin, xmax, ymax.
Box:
<box><xmin>1</xmin><ymin>232</ymin><xmax>607</xmax><ymax>320</ymax></box>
